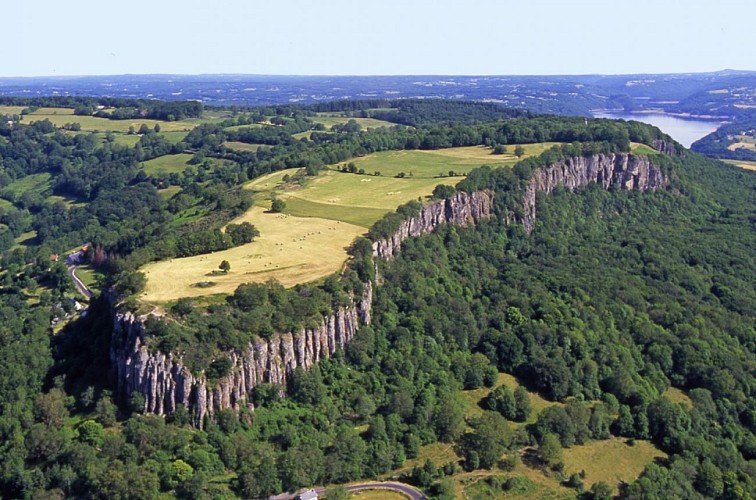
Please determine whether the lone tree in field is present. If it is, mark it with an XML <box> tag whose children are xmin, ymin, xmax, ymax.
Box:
<box><xmin>219</xmin><ymin>260</ymin><xmax>231</xmax><ymax>273</ymax></box>
<box><xmin>514</xmin><ymin>145</ymin><xmax>526</xmax><ymax>157</ymax></box>
<box><xmin>270</xmin><ymin>199</ymin><xmax>286</xmax><ymax>213</ymax></box>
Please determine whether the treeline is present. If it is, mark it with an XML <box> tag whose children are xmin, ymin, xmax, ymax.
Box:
<box><xmin>0</xmin><ymin>96</ymin><xmax>203</xmax><ymax>121</ymax></box>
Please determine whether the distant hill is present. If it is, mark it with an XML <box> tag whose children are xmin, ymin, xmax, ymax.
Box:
<box><xmin>1</xmin><ymin>70</ymin><xmax>755</xmax><ymax>118</ymax></box>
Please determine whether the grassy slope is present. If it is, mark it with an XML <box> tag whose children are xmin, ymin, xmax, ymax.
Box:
<box><xmin>141</xmin><ymin>153</ymin><xmax>194</xmax><ymax>175</ymax></box>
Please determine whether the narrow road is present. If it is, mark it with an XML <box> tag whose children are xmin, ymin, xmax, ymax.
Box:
<box><xmin>270</xmin><ymin>481</ymin><xmax>427</xmax><ymax>500</ymax></box>
<box><xmin>68</xmin><ymin>265</ymin><xmax>93</xmax><ymax>299</ymax></box>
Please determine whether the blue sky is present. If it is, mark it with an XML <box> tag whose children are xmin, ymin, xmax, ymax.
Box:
<box><xmin>5</xmin><ymin>0</ymin><xmax>755</xmax><ymax>77</ymax></box>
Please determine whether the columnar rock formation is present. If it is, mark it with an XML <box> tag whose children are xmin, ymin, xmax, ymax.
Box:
<box><xmin>111</xmin><ymin>152</ymin><xmax>667</xmax><ymax>425</ymax></box>
<box><xmin>111</xmin><ymin>282</ymin><xmax>372</xmax><ymax>426</ymax></box>
<box><xmin>522</xmin><ymin>153</ymin><xmax>667</xmax><ymax>233</ymax></box>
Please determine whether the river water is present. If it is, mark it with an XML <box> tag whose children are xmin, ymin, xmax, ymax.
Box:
<box><xmin>591</xmin><ymin>111</ymin><xmax>726</xmax><ymax>148</ymax></box>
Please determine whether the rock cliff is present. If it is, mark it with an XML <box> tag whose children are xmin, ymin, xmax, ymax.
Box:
<box><xmin>522</xmin><ymin>153</ymin><xmax>667</xmax><ymax>233</ymax></box>
<box><xmin>372</xmin><ymin>190</ymin><xmax>494</xmax><ymax>259</ymax></box>
<box><xmin>111</xmin><ymin>282</ymin><xmax>372</xmax><ymax>426</ymax></box>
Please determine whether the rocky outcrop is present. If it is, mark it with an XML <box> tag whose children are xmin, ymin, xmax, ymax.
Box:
<box><xmin>522</xmin><ymin>153</ymin><xmax>667</xmax><ymax>233</ymax></box>
<box><xmin>111</xmin><ymin>282</ymin><xmax>372</xmax><ymax>426</ymax></box>
<box><xmin>372</xmin><ymin>190</ymin><xmax>494</xmax><ymax>259</ymax></box>
<box><xmin>652</xmin><ymin>139</ymin><xmax>682</xmax><ymax>157</ymax></box>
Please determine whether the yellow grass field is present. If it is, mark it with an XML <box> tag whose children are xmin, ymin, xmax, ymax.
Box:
<box><xmin>722</xmin><ymin>159</ymin><xmax>756</xmax><ymax>171</ymax></box>
<box><xmin>0</xmin><ymin>106</ymin><xmax>26</xmax><ymax>115</ymax></box>
<box><xmin>563</xmin><ymin>438</ymin><xmax>666</xmax><ymax>493</ymax></box>
<box><xmin>140</xmin><ymin>207</ymin><xmax>365</xmax><ymax>302</ymax></box>
<box><xmin>20</xmin><ymin>113</ymin><xmax>199</xmax><ymax>133</ymax></box>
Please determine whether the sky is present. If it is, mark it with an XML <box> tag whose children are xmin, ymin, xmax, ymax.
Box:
<box><xmin>4</xmin><ymin>0</ymin><xmax>756</xmax><ymax>77</ymax></box>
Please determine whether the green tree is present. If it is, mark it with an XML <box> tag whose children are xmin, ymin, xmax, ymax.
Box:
<box><xmin>514</xmin><ymin>385</ymin><xmax>532</xmax><ymax>422</ymax></box>
<box><xmin>225</xmin><ymin>222</ymin><xmax>260</xmax><ymax>245</ymax></box>
<box><xmin>34</xmin><ymin>389</ymin><xmax>68</xmax><ymax>428</ymax></box>
<box><xmin>78</xmin><ymin>420</ymin><xmax>104</xmax><ymax>447</ymax></box>
<box><xmin>514</xmin><ymin>145</ymin><xmax>525</xmax><ymax>157</ymax></box>
<box><xmin>462</xmin><ymin>411</ymin><xmax>512</xmax><ymax>469</ymax></box>
<box><xmin>536</xmin><ymin>433</ymin><xmax>563</xmax><ymax>469</ymax></box>
<box><xmin>219</xmin><ymin>260</ymin><xmax>231</xmax><ymax>273</ymax></box>
<box><xmin>432</xmin><ymin>390</ymin><xmax>465</xmax><ymax>442</ymax></box>
<box><xmin>270</xmin><ymin>199</ymin><xmax>286</xmax><ymax>213</ymax></box>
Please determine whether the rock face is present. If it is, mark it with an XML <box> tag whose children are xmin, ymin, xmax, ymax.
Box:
<box><xmin>653</xmin><ymin>139</ymin><xmax>682</xmax><ymax>157</ymax></box>
<box><xmin>372</xmin><ymin>190</ymin><xmax>494</xmax><ymax>259</ymax></box>
<box><xmin>522</xmin><ymin>153</ymin><xmax>667</xmax><ymax>233</ymax></box>
<box><xmin>111</xmin><ymin>282</ymin><xmax>372</xmax><ymax>426</ymax></box>
<box><xmin>111</xmin><ymin>152</ymin><xmax>667</xmax><ymax>425</ymax></box>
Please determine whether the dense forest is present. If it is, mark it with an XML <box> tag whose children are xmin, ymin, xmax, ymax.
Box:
<box><xmin>0</xmin><ymin>98</ymin><xmax>753</xmax><ymax>499</ymax></box>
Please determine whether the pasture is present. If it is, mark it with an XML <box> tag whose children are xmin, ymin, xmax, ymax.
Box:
<box><xmin>21</xmin><ymin>112</ymin><xmax>199</xmax><ymax>133</ymax></box>
<box><xmin>0</xmin><ymin>105</ymin><xmax>25</xmax><ymax>115</ymax></box>
<box><xmin>343</xmin><ymin>143</ymin><xmax>560</xmax><ymax>178</ymax></box>
<box><xmin>140</xmin><ymin>207</ymin><xmax>365</xmax><ymax>302</ymax></box>
<box><xmin>141</xmin><ymin>154</ymin><xmax>194</xmax><ymax>175</ymax></box>
<box><xmin>247</xmin><ymin>168</ymin><xmax>459</xmax><ymax>227</ymax></box>
<box><xmin>311</xmin><ymin>113</ymin><xmax>397</xmax><ymax>129</ymax></box>
<box><xmin>224</xmin><ymin>141</ymin><xmax>263</xmax><ymax>152</ymax></box>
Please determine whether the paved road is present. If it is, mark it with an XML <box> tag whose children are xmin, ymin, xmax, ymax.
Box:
<box><xmin>68</xmin><ymin>265</ymin><xmax>93</xmax><ymax>299</ymax></box>
<box><xmin>270</xmin><ymin>481</ymin><xmax>426</xmax><ymax>500</ymax></box>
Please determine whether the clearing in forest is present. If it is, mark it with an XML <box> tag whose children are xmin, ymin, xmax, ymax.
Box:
<box><xmin>141</xmin><ymin>154</ymin><xmax>195</xmax><ymax>176</ymax></box>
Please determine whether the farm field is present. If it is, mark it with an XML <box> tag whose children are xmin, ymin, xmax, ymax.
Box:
<box><xmin>247</xmin><ymin>168</ymin><xmax>459</xmax><ymax>226</ymax></box>
<box><xmin>723</xmin><ymin>159</ymin><xmax>756</xmax><ymax>171</ymax></box>
<box><xmin>20</xmin><ymin>111</ymin><xmax>200</xmax><ymax>133</ymax></box>
<box><xmin>345</xmin><ymin>143</ymin><xmax>560</xmax><ymax>178</ymax></box>
<box><xmin>0</xmin><ymin>105</ymin><xmax>25</xmax><ymax>115</ymax></box>
<box><xmin>140</xmin><ymin>207</ymin><xmax>365</xmax><ymax>302</ymax></box>
<box><xmin>311</xmin><ymin>113</ymin><xmax>397</xmax><ymax>129</ymax></box>
<box><xmin>727</xmin><ymin>135</ymin><xmax>756</xmax><ymax>151</ymax></box>
<box><xmin>141</xmin><ymin>153</ymin><xmax>194</xmax><ymax>175</ymax></box>
<box><xmin>224</xmin><ymin>141</ymin><xmax>263</xmax><ymax>152</ymax></box>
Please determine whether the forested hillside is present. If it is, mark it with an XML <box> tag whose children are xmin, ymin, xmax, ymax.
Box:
<box><xmin>0</xmin><ymin>98</ymin><xmax>752</xmax><ymax>498</ymax></box>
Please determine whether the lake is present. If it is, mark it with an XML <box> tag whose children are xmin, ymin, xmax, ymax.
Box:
<box><xmin>591</xmin><ymin>111</ymin><xmax>726</xmax><ymax>148</ymax></box>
